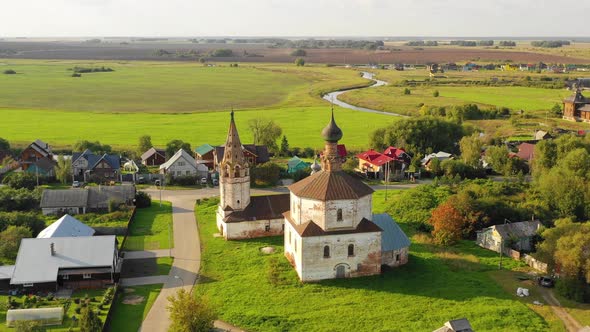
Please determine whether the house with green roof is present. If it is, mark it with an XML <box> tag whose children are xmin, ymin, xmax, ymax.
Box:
<box><xmin>195</xmin><ymin>144</ymin><xmax>215</xmax><ymax>170</ymax></box>
<box><xmin>287</xmin><ymin>156</ymin><xmax>310</xmax><ymax>174</ymax></box>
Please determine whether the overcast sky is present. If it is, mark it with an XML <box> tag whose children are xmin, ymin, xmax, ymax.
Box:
<box><xmin>1</xmin><ymin>0</ymin><xmax>589</xmax><ymax>37</ymax></box>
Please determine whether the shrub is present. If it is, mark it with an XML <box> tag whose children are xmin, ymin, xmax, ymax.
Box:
<box><xmin>403</xmin><ymin>88</ymin><xmax>411</xmax><ymax>95</ymax></box>
<box><xmin>295</xmin><ymin>58</ymin><xmax>305</xmax><ymax>66</ymax></box>
<box><xmin>290</xmin><ymin>49</ymin><xmax>307</xmax><ymax>56</ymax></box>
<box><xmin>433</xmin><ymin>90</ymin><xmax>439</xmax><ymax>97</ymax></box>
<box><xmin>3</xmin><ymin>69</ymin><xmax>16</xmax><ymax>75</ymax></box>
<box><xmin>251</xmin><ymin>163</ymin><xmax>282</xmax><ymax>186</ymax></box>
<box><xmin>556</xmin><ymin>277</ymin><xmax>590</xmax><ymax>303</ymax></box>
<box><xmin>2</xmin><ymin>172</ymin><xmax>37</xmax><ymax>190</ymax></box>
<box><xmin>72</xmin><ymin>73</ymin><xmax>82</xmax><ymax>77</ymax></box>
<box><xmin>135</xmin><ymin>191</ymin><xmax>152</xmax><ymax>208</ymax></box>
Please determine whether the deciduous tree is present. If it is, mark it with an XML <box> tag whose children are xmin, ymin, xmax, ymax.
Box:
<box><xmin>429</xmin><ymin>199</ymin><xmax>466</xmax><ymax>245</ymax></box>
<box><xmin>79</xmin><ymin>306</ymin><xmax>102</xmax><ymax>332</ymax></box>
<box><xmin>166</xmin><ymin>140</ymin><xmax>192</xmax><ymax>159</ymax></box>
<box><xmin>55</xmin><ymin>154</ymin><xmax>72</xmax><ymax>184</ymax></box>
<box><xmin>0</xmin><ymin>226</ymin><xmax>31</xmax><ymax>261</ymax></box>
<box><xmin>459</xmin><ymin>134</ymin><xmax>483</xmax><ymax>168</ymax></box>
<box><xmin>167</xmin><ymin>289</ymin><xmax>216</xmax><ymax>332</ymax></box>
<box><xmin>248</xmin><ymin>118</ymin><xmax>282</xmax><ymax>153</ymax></box>
<box><xmin>138</xmin><ymin>135</ymin><xmax>152</xmax><ymax>156</ymax></box>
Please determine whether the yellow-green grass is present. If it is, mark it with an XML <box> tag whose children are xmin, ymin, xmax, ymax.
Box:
<box><xmin>195</xmin><ymin>196</ymin><xmax>553</xmax><ymax>332</ymax></box>
<box><xmin>156</xmin><ymin>257</ymin><xmax>174</xmax><ymax>276</ymax></box>
<box><xmin>107</xmin><ymin>284</ymin><xmax>163</xmax><ymax>332</ymax></box>
<box><xmin>0</xmin><ymin>60</ymin><xmax>368</xmax><ymax>113</ymax></box>
<box><xmin>124</xmin><ymin>201</ymin><xmax>173</xmax><ymax>251</ymax></box>
<box><xmin>0</xmin><ymin>106</ymin><xmax>398</xmax><ymax>151</ymax></box>
<box><xmin>339</xmin><ymin>85</ymin><xmax>570</xmax><ymax>116</ymax></box>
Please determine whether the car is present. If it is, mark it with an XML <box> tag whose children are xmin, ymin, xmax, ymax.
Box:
<box><xmin>72</xmin><ymin>181</ymin><xmax>80</xmax><ymax>188</ymax></box>
<box><xmin>212</xmin><ymin>179</ymin><xmax>219</xmax><ymax>186</ymax></box>
<box><xmin>154</xmin><ymin>179</ymin><xmax>161</xmax><ymax>187</ymax></box>
<box><xmin>200</xmin><ymin>177</ymin><xmax>208</xmax><ymax>185</ymax></box>
<box><xmin>538</xmin><ymin>276</ymin><xmax>555</xmax><ymax>288</ymax></box>
<box><xmin>137</xmin><ymin>176</ymin><xmax>146</xmax><ymax>184</ymax></box>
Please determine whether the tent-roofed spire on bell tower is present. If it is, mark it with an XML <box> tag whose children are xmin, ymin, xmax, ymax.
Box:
<box><xmin>222</xmin><ymin>109</ymin><xmax>247</xmax><ymax>167</ymax></box>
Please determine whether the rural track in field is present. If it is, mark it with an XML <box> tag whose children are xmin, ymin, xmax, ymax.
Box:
<box><xmin>539</xmin><ymin>288</ymin><xmax>583</xmax><ymax>332</ymax></box>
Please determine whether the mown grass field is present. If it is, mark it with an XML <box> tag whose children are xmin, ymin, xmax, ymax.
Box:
<box><xmin>107</xmin><ymin>284</ymin><xmax>163</xmax><ymax>332</ymax></box>
<box><xmin>0</xmin><ymin>106</ymin><xmax>397</xmax><ymax>151</ymax></box>
<box><xmin>194</xmin><ymin>194</ymin><xmax>562</xmax><ymax>332</ymax></box>
<box><xmin>123</xmin><ymin>201</ymin><xmax>173</xmax><ymax>251</ymax></box>
<box><xmin>339</xmin><ymin>85</ymin><xmax>571</xmax><ymax>116</ymax></box>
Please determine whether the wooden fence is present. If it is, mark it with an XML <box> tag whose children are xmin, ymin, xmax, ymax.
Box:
<box><xmin>522</xmin><ymin>254</ymin><xmax>548</xmax><ymax>273</ymax></box>
<box><xmin>117</xmin><ymin>206</ymin><xmax>137</xmax><ymax>252</ymax></box>
<box><xmin>101</xmin><ymin>284</ymin><xmax>121</xmax><ymax>332</ymax></box>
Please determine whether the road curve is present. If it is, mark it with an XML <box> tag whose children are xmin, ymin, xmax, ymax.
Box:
<box><xmin>322</xmin><ymin>71</ymin><xmax>407</xmax><ymax>117</ymax></box>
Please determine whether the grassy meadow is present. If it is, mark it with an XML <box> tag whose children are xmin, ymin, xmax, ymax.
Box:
<box><xmin>123</xmin><ymin>201</ymin><xmax>173</xmax><ymax>251</ymax></box>
<box><xmin>107</xmin><ymin>284</ymin><xmax>163</xmax><ymax>332</ymax></box>
<box><xmin>194</xmin><ymin>194</ymin><xmax>566</xmax><ymax>332</ymax></box>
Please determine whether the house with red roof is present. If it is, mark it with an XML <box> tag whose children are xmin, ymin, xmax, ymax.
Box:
<box><xmin>356</xmin><ymin>146</ymin><xmax>411</xmax><ymax>180</ymax></box>
<box><xmin>515</xmin><ymin>143</ymin><xmax>535</xmax><ymax>162</ymax></box>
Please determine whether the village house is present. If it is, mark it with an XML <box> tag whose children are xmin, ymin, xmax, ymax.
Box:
<box><xmin>72</xmin><ymin>149</ymin><xmax>121</xmax><ymax>183</ymax></box>
<box><xmin>141</xmin><ymin>147</ymin><xmax>166</xmax><ymax>166</ymax></box>
<box><xmin>421</xmin><ymin>151</ymin><xmax>453</xmax><ymax>170</ymax></box>
<box><xmin>216</xmin><ymin>112</ymin><xmax>290</xmax><ymax>239</ymax></box>
<box><xmin>159</xmin><ymin>149</ymin><xmax>208</xmax><ymax>179</ymax></box>
<box><xmin>357</xmin><ymin>146</ymin><xmax>411</xmax><ymax>180</ymax></box>
<box><xmin>213</xmin><ymin>144</ymin><xmax>269</xmax><ymax>172</ymax></box>
<box><xmin>194</xmin><ymin>144</ymin><xmax>215</xmax><ymax>170</ymax></box>
<box><xmin>563</xmin><ymin>88</ymin><xmax>590</xmax><ymax>122</ymax></box>
<box><xmin>40</xmin><ymin>185</ymin><xmax>136</xmax><ymax>215</ymax></box>
<box><xmin>476</xmin><ymin>220</ymin><xmax>541</xmax><ymax>253</ymax></box>
<box><xmin>19</xmin><ymin>140</ymin><xmax>55</xmax><ymax>175</ymax></box>
<box><xmin>284</xmin><ymin>112</ymin><xmax>410</xmax><ymax>281</ymax></box>
<box><xmin>287</xmin><ymin>156</ymin><xmax>310</xmax><ymax>174</ymax></box>
<box><xmin>9</xmin><ymin>236</ymin><xmax>121</xmax><ymax>291</ymax></box>
<box><xmin>514</xmin><ymin>142</ymin><xmax>536</xmax><ymax>162</ymax></box>
<box><xmin>534</xmin><ymin>130</ymin><xmax>551</xmax><ymax>141</ymax></box>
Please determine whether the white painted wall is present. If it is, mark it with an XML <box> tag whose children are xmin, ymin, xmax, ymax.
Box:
<box><xmin>290</xmin><ymin>194</ymin><xmax>372</xmax><ymax>231</ymax></box>
<box><xmin>219</xmin><ymin>176</ymin><xmax>250</xmax><ymax>210</ymax></box>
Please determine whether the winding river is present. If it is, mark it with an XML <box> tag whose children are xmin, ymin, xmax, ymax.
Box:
<box><xmin>322</xmin><ymin>71</ymin><xmax>406</xmax><ymax>117</ymax></box>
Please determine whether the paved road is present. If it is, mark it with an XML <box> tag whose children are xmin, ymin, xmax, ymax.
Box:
<box><xmin>139</xmin><ymin>189</ymin><xmax>202</xmax><ymax>332</ymax></box>
<box><xmin>121</xmin><ymin>276</ymin><xmax>170</xmax><ymax>287</ymax></box>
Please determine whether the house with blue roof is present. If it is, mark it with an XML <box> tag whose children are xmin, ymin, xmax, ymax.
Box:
<box><xmin>72</xmin><ymin>149</ymin><xmax>121</xmax><ymax>183</ymax></box>
<box><xmin>372</xmin><ymin>213</ymin><xmax>411</xmax><ymax>267</ymax></box>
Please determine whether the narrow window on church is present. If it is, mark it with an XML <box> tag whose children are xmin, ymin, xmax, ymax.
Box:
<box><xmin>337</xmin><ymin>209</ymin><xmax>343</xmax><ymax>222</ymax></box>
<box><xmin>348</xmin><ymin>244</ymin><xmax>354</xmax><ymax>257</ymax></box>
<box><xmin>265</xmin><ymin>225</ymin><xmax>270</xmax><ymax>232</ymax></box>
<box><xmin>323</xmin><ymin>245</ymin><xmax>330</xmax><ymax>258</ymax></box>
<box><xmin>288</xmin><ymin>230</ymin><xmax>291</xmax><ymax>244</ymax></box>
<box><xmin>294</xmin><ymin>240</ymin><xmax>297</xmax><ymax>252</ymax></box>
<box><xmin>396</xmin><ymin>254</ymin><xmax>401</xmax><ymax>262</ymax></box>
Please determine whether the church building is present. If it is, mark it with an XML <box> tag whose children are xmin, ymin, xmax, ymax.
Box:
<box><xmin>563</xmin><ymin>88</ymin><xmax>590</xmax><ymax>122</ymax></box>
<box><xmin>284</xmin><ymin>111</ymin><xmax>410</xmax><ymax>281</ymax></box>
<box><xmin>216</xmin><ymin>110</ymin><xmax>410</xmax><ymax>281</ymax></box>
<box><xmin>216</xmin><ymin>112</ymin><xmax>289</xmax><ymax>240</ymax></box>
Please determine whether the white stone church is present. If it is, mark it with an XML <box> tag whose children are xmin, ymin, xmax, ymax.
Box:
<box><xmin>216</xmin><ymin>111</ymin><xmax>410</xmax><ymax>281</ymax></box>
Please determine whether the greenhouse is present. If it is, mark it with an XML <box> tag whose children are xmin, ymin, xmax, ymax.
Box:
<box><xmin>6</xmin><ymin>307</ymin><xmax>64</xmax><ymax>327</ymax></box>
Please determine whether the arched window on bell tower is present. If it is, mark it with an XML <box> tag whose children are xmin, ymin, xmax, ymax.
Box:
<box><xmin>337</xmin><ymin>209</ymin><xmax>343</xmax><ymax>222</ymax></box>
<box><xmin>323</xmin><ymin>245</ymin><xmax>330</xmax><ymax>258</ymax></box>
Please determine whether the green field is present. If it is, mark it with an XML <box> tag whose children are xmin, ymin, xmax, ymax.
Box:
<box><xmin>123</xmin><ymin>202</ymin><xmax>173</xmax><ymax>251</ymax></box>
<box><xmin>339</xmin><ymin>85</ymin><xmax>570</xmax><ymax>116</ymax></box>
<box><xmin>194</xmin><ymin>195</ymin><xmax>561</xmax><ymax>332</ymax></box>
<box><xmin>107</xmin><ymin>284</ymin><xmax>163</xmax><ymax>332</ymax></box>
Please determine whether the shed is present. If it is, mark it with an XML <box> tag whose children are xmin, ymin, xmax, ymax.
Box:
<box><xmin>40</xmin><ymin>189</ymin><xmax>88</xmax><ymax>215</ymax></box>
<box><xmin>372</xmin><ymin>213</ymin><xmax>411</xmax><ymax>267</ymax></box>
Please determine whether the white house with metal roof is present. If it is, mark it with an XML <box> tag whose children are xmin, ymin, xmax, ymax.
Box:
<box><xmin>10</xmin><ymin>236</ymin><xmax>120</xmax><ymax>291</ymax></box>
<box><xmin>159</xmin><ymin>149</ymin><xmax>208</xmax><ymax>179</ymax></box>
<box><xmin>37</xmin><ymin>214</ymin><xmax>95</xmax><ymax>238</ymax></box>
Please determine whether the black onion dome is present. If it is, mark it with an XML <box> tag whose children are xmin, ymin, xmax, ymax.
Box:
<box><xmin>321</xmin><ymin>111</ymin><xmax>343</xmax><ymax>142</ymax></box>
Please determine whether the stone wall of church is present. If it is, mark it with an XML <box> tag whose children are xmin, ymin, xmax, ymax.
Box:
<box><xmin>285</xmin><ymin>224</ymin><xmax>382</xmax><ymax>282</ymax></box>
<box><xmin>218</xmin><ymin>216</ymin><xmax>284</xmax><ymax>240</ymax></box>
<box><xmin>381</xmin><ymin>247</ymin><xmax>409</xmax><ymax>267</ymax></box>
<box><xmin>290</xmin><ymin>194</ymin><xmax>372</xmax><ymax>231</ymax></box>
<box><xmin>284</xmin><ymin>221</ymin><xmax>304</xmax><ymax>278</ymax></box>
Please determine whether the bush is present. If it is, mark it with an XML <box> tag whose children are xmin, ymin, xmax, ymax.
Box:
<box><xmin>72</xmin><ymin>73</ymin><xmax>82</xmax><ymax>77</ymax></box>
<box><xmin>433</xmin><ymin>90</ymin><xmax>439</xmax><ymax>97</ymax></box>
<box><xmin>0</xmin><ymin>188</ymin><xmax>41</xmax><ymax>212</ymax></box>
<box><xmin>290</xmin><ymin>49</ymin><xmax>307</xmax><ymax>56</ymax></box>
<box><xmin>251</xmin><ymin>163</ymin><xmax>282</xmax><ymax>186</ymax></box>
<box><xmin>2</xmin><ymin>172</ymin><xmax>37</xmax><ymax>190</ymax></box>
<box><xmin>135</xmin><ymin>191</ymin><xmax>151</xmax><ymax>208</ymax></box>
<box><xmin>403</xmin><ymin>88</ymin><xmax>411</xmax><ymax>95</ymax></box>
<box><xmin>295</xmin><ymin>58</ymin><xmax>305</xmax><ymax>66</ymax></box>
<box><xmin>3</xmin><ymin>69</ymin><xmax>16</xmax><ymax>75</ymax></box>
<box><xmin>556</xmin><ymin>277</ymin><xmax>590</xmax><ymax>303</ymax></box>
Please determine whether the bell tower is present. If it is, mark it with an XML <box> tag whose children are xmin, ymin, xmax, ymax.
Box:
<box><xmin>219</xmin><ymin>111</ymin><xmax>250</xmax><ymax>211</ymax></box>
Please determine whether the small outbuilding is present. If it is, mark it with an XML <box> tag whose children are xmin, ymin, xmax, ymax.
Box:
<box><xmin>287</xmin><ymin>156</ymin><xmax>310</xmax><ymax>174</ymax></box>
<box><xmin>372</xmin><ymin>213</ymin><xmax>411</xmax><ymax>267</ymax></box>
<box><xmin>433</xmin><ymin>318</ymin><xmax>474</xmax><ymax>332</ymax></box>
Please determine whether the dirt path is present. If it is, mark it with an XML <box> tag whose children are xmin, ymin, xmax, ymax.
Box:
<box><xmin>539</xmin><ymin>288</ymin><xmax>583</xmax><ymax>332</ymax></box>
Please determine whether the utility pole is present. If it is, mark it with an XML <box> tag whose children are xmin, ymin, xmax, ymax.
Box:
<box><xmin>499</xmin><ymin>218</ymin><xmax>511</xmax><ymax>269</ymax></box>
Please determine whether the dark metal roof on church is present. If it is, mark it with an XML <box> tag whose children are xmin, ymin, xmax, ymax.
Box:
<box><xmin>224</xmin><ymin>194</ymin><xmax>290</xmax><ymax>223</ymax></box>
<box><xmin>288</xmin><ymin>170</ymin><xmax>374</xmax><ymax>201</ymax></box>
